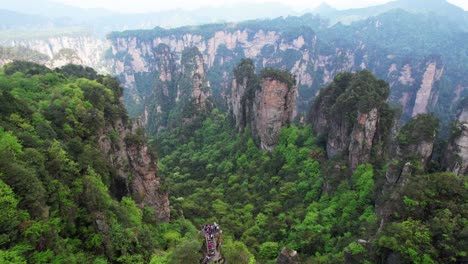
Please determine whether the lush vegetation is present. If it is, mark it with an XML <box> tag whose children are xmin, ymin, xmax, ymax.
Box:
<box><xmin>152</xmin><ymin>109</ymin><xmax>466</xmax><ymax>262</ymax></box>
<box><xmin>0</xmin><ymin>60</ymin><xmax>465</xmax><ymax>263</ymax></box>
<box><xmin>0</xmin><ymin>62</ymin><xmax>204</xmax><ymax>263</ymax></box>
<box><xmin>109</xmin><ymin>8</ymin><xmax>468</xmax><ymax>129</ymax></box>
<box><xmin>150</xmin><ymin>68</ymin><xmax>465</xmax><ymax>263</ymax></box>
<box><xmin>260</xmin><ymin>67</ymin><xmax>297</xmax><ymax>90</ymax></box>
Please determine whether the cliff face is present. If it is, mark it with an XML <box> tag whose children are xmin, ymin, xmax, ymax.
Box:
<box><xmin>385</xmin><ymin>114</ymin><xmax>439</xmax><ymax>185</ymax></box>
<box><xmin>228</xmin><ymin>60</ymin><xmax>296</xmax><ymax>150</ymax></box>
<box><xmin>411</xmin><ymin>61</ymin><xmax>444</xmax><ymax>117</ymax></box>
<box><xmin>113</xmin><ymin>42</ymin><xmax>212</xmax><ymax>133</ymax></box>
<box><xmin>98</xmin><ymin>117</ymin><xmax>170</xmax><ymax>222</ymax></box>
<box><xmin>3</xmin><ymin>12</ymin><xmax>466</xmax><ymax>141</ymax></box>
<box><xmin>310</xmin><ymin>71</ymin><xmax>394</xmax><ymax>170</ymax></box>
<box><xmin>348</xmin><ymin>108</ymin><xmax>379</xmax><ymax>169</ymax></box>
<box><xmin>5</xmin><ymin>13</ymin><xmax>466</xmax><ymax>131</ymax></box>
<box><xmin>445</xmin><ymin>102</ymin><xmax>468</xmax><ymax>175</ymax></box>
<box><xmin>253</xmin><ymin>77</ymin><xmax>296</xmax><ymax>151</ymax></box>
<box><xmin>379</xmin><ymin>114</ymin><xmax>439</xmax><ymax>228</ymax></box>
<box><xmin>105</xmin><ymin>14</ymin><xmax>467</xmax><ymax>128</ymax></box>
<box><xmin>325</xmin><ymin>108</ymin><xmax>382</xmax><ymax>170</ymax></box>
<box><xmin>2</xmin><ymin>35</ymin><xmax>109</xmax><ymax>72</ymax></box>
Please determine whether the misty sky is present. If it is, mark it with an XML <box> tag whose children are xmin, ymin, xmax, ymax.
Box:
<box><xmin>51</xmin><ymin>0</ymin><xmax>468</xmax><ymax>13</ymax></box>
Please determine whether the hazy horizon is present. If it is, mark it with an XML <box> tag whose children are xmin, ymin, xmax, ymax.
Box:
<box><xmin>8</xmin><ymin>0</ymin><xmax>468</xmax><ymax>14</ymax></box>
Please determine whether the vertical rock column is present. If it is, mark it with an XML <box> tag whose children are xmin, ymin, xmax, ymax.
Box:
<box><xmin>253</xmin><ymin>77</ymin><xmax>296</xmax><ymax>151</ymax></box>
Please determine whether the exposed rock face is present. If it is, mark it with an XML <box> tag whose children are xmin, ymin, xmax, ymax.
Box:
<box><xmin>117</xmin><ymin>44</ymin><xmax>212</xmax><ymax>133</ymax></box>
<box><xmin>402</xmin><ymin>139</ymin><xmax>435</xmax><ymax>167</ymax></box>
<box><xmin>0</xmin><ymin>58</ymin><xmax>12</xmax><ymax>67</ymax></box>
<box><xmin>326</xmin><ymin>116</ymin><xmax>352</xmax><ymax>159</ymax></box>
<box><xmin>445</xmin><ymin>101</ymin><xmax>468</xmax><ymax>175</ymax></box>
<box><xmin>384</xmin><ymin>113</ymin><xmax>439</xmax><ymax>187</ymax></box>
<box><xmin>98</xmin><ymin>117</ymin><xmax>170</xmax><ymax>222</ymax></box>
<box><xmin>105</xmin><ymin>23</ymin><xmax>466</xmax><ymax>126</ymax></box>
<box><xmin>228</xmin><ymin>60</ymin><xmax>296</xmax><ymax>151</ymax></box>
<box><xmin>348</xmin><ymin>108</ymin><xmax>379</xmax><ymax>169</ymax></box>
<box><xmin>253</xmin><ymin>77</ymin><xmax>296</xmax><ymax>151</ymax></box>
<box><xmin>276</xmin><ymin>248</ymin><xmax>298</xmax><ymax>264</ymax></box>
<box><xmin>379</xmin><ymin>114</ymin><xmax>438</xmax><ymax>229</ymax></box>
<box><xmin>181</xmin><ymin>47</ymin><xmax>211</xmax><ymax>109</ymax></box>
<box><xmin>2</xmin><ymin>35</ymin><xmax>109</xmax><ymax>72</ymax></box>
<box><xmin>310</xmin><ymin>71</ymin><xmax>394</xmax><ymax>170</ymax></box>
<box><xmin>325</xmin><ymin>108</ymin><xmax>381</xmax><ymax>170</ymax></box>
<box><xmin>7</xmin><ymin>18</ymin><xmax>465</xmax><ymax>130</ymax></box>
<box><xmin>230</xmin><ymin>76</ymin><xmax>250</xmax><ymax>131</ymax></box>
<box><xmin>412</xmin><ymin>62</ymin><xmax>444</xmax><ymax>117</ymax></box>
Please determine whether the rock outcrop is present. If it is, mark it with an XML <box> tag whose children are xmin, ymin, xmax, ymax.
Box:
<box><xmin>379</xmin><ymin>114</ymin><xmax>439</xmax><ymax>228</ymax></box>
<box><xmin>348</xmin><ymin>108</ymin><xmax>379</xmax><ymax>169</ymax></box>
<box><xmin>105</xmin><ymin>18</ymin><xmax>467</xmax><ymax>127</ymax></box>
<box><xmin>7</xmin><ymin>15</ymin><xmax>466</xmax><ymax>131</ymax></box>
<box><xmin>253</xmin><ymin>77</ymin><xmax>296</xmax><ymax>150</ymax></box>
<box><xmin>445</xmin><ymin>99</ymin><xmax>468</xmax><ymax>175</ymax></box>
<box><xmin>180</xmin><ymin>47</ymin><xmax>211</xmax><ymax>109</ymax></box>
<box><xmin>98</xmin><ymin>117</ymin><xmax>170</xmax><ymax>222</ymax></box>
<box><xmin>119</xmin><ymin>44</ymin><xmax>212</xmax><ymax>133</ymax></box>
<box><xmin>411</xmin><ymin>61</ymin><xmax>444</xmax><ymax>117</ymax></box>
<box><xmin>228</xmin><ymin>59</ymin><xmax>296</xmax><ymax>151</ymax></box>
<box><xmin>276</xmin><ymin>248</ymin><xmax>298</xmax><ymax>264</ymax></box>
<box><xmin>310</xmin><ymin>71</ymin><xmax>395</xmax><ymax>170</ymax></box>
<box><xmin>2</xmin><ymin>35</ymin><xmax>109</xmax><ymax>72</ymax></box>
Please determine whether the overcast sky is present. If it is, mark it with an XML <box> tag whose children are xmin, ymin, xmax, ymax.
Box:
<box><xmin>51</xmin><ymin>0</ymin><xmax>468</xmax><ymax>13</ymax></box>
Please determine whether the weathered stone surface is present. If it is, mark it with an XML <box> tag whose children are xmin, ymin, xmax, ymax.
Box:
<box><xmin>3</xmin><ymin>35</ymin><xmax>109</xmax><ymax>72</ymax></box>
<box><xmin>229</xmin><ymin>76</ymin><xmax>250</xmax><ymax>132</ymax></box>
<box><xmin>348</xmin><ymin>108</ymin><xmax>379</xmax><ymax>169</ymax></box>
<box><xmin>412</xmin><ymin>62</ymin><xmax>444</xmax><ymax>117</ymax></box>
<box><xmin>253</xmin><ymin>78</ymin><xmax>296</xmax><ymax>151</ymax></box>
<box><xmin>98</xmin><ymin>117</ymin><xmax>170</xmax><ymax>222</ymax></box>
<box><xmin>228</xmin><ymin>61</ymin><xmax>296</xmax><ymax>151</ymax></box>
<box><xmin>310</xmin><ymin>71</ymin><xmax>392</xmax><ymax>170</ymax></box>
<box><xmin>326</xmin><ymin>116</ymin><xmax>352</xmax><ymax>159</ymax></box>
<box><xmin>445</xmin><ymin>104</ymin><xmax>468</xmax><ymax>175</ymax></box>
<box><xmin>276</xmin><ymin>247</ymin><xmax>298</xmax><ymax>264</ymax></box>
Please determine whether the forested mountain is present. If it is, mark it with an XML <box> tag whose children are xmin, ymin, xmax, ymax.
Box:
<box><xmin>149</xmin><ymin>66</ymin><xmax>466</xmax><ymax>263</ymax></box>
<box><xmin>3</xmin><ymin>1</ymin><xmax>467</xmax><ymax>129</ymax></box>
<box><xmin>1</xmin><ymin>0</ymin><xmax>467</xmax><ymax>263</ymax></box>
<box><xmin>107</xmin><ymin>7</ymin><xmax>468</xmax><ymax>134</ymax></box>
<box><xmin>311</xmin><ymin>0</ymin><xmax>468</xmax><ymax>27</ymax></box>
<box><xmin>0</xmin><ymin>62</ymin><xmax>174</xmax><ymax>263</ymax></box>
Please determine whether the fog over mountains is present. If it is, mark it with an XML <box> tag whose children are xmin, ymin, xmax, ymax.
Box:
<box><xmin>1</xmin><ymin>0</ymin><xmax>467</xmax><ymax>35</ymax></box>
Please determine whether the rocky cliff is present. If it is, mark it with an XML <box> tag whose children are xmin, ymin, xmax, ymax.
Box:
<box><xmin>253</xmin><ymin>76</ymin><xmax>296</xmax><ymax>151</ymax></box>
<box><xmin>4</xmin><ymin>12</ymin><xmax>466</xmax><ymax>132</ymax></box>
<box><xmin>310</xmin><ymin>71</ymin><xmax>395</xmax><ymax>170</ymax></box>
<box><xmin>384</xmin><ymin>113</ymin><xmax>439</xmax><ymax>185</ymax></box>
<box><xmin>228</xmin><ymin>60</ymin><xmax>296</xmax><ymax>150</ymax></box>
<box><xmin>110</xmin><ymin>40</ymin><xmax>212</xmax><ymax>133</ymax></box>
<box><xmin>379</xmin><ymin>113</ymin><xmax>439</xmax><ymax>228</ymax></box>
<box><xmin>98</xmin><ymin>116</ymin><xmax>170</xmax><ymax>222</ymax></box>
<box><xmin>445</xmin><ymin>99</ymin><xmax>468</xmax><ymax>175</ymax></box>
<box><xmin>105</xmin><ymin>11</ymin><xmax>467</xmax><ymax>130</ymax></box>
<box><xmin>1</xmin><ymin>34</ymin><xmax>109</xmax><ymax>71</ymax></box>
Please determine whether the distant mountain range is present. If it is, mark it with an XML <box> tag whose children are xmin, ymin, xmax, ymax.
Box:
<box><xmin>0</xmin><ymin>0</ymin><xmax>298</xmax><ymax>35</ymax></box>
<box><xmin>311</xmin><ymin>0</ymin><xmax>468</xmax><ymax>28</ymax></box>
<box><xmin>0</xmin><ymin>0</ymin><xmax>467</xmax><ymax>38</ymax></box>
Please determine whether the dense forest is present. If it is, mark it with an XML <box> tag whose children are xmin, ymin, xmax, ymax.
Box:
<box><xmin>0</xmin><ymin>61</ymin><xmax>466</xmax><ymax>263</ymax></box>
<box><xmin>151</xmin><ymin>69</ymin><xmax>466</xmax><ymax>263</ymax></box>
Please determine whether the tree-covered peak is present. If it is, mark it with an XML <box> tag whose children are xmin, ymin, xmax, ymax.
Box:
<box><xmin>260</xmin><ymin>67</ymin><xmax>296</xmax><ymax>89</ymax></box>
<box><xmin>314</xmin><ymin>70</ymin><xmax>390</xmax><ymax>121</ymax></box>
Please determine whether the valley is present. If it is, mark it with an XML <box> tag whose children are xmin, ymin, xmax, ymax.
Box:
<box><xmin>0</xmin><ymin>0</ymin><xmax>467</xmax><ymax>263</ymax></box>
